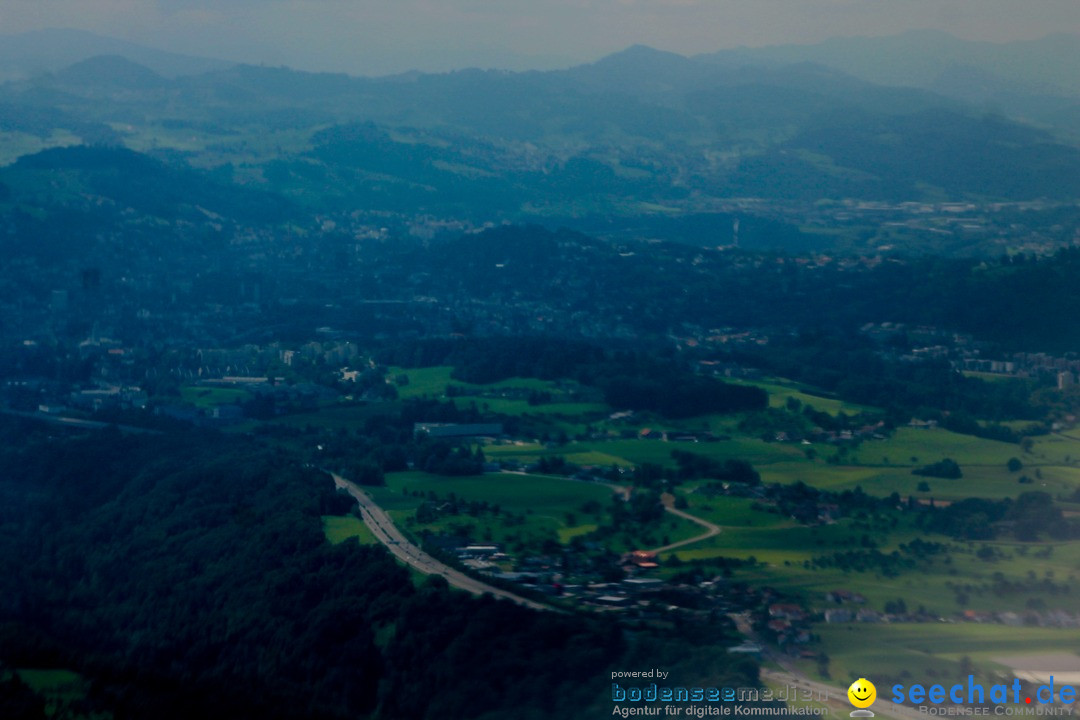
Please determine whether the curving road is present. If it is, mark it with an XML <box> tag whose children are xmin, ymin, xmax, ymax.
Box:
<box><xmin>649</xmin><ymin>492</ymin><xmax>722</xmax><ymax>553</ymax></box>
<box><xmin>330</xmin><ymin>472</ymin><xmax>556</xmax><ymax>613</ymax></box>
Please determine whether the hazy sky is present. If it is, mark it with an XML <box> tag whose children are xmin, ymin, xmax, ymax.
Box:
<box><xmin>2</xmin><ymin>0</ymin><xmax>1079</xmax><ymax>75</ymax></box>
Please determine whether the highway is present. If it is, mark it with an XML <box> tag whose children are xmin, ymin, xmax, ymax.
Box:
<box><xmin>330</xmin><ymin>472</ymin><xmax>556</xmax><ymax>613</ymax></box>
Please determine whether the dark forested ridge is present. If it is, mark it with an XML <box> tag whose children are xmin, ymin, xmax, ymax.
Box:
<box><xmin>0</xmin><ymin>418</ymin><xmax>756</xmax><ymax>719</ymax></box>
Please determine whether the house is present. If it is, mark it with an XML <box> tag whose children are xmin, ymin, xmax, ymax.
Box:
<box><xmin>767</xmin><ymin>619</ymin><xmax>791</xmax><ymax>633</ymax></box>
<box><xmin>593</xmin><ymin>595</ymin><xmax>631</xmax><ymax>607</ymax></box>
<box><xmin>824</xmin><ymin>609</ymin><xmax>853</xmax><ymax>623</ymax></box>
<box><xmin>826</xmin><ymin>589</ymin><xmax>867</xmax><ymax>604</ymax></box>
<box><xmin>769</xmin><ymin>603</ymin><xmax>807</xmax><ymax>621</ymax></box>
<box><xmin>623</xmin><ymin>578</ymin><xmax>664</xmax><ymax>592</ymax></box>
<box><xmin>624</xmin><ymin>550</ymin><xmax>660</xmax><ymax>569</ymax></box>
<box><xmin>458</xmin><ymin>545</ymin><xmax>500</xmax><ymax>558</ymax></box>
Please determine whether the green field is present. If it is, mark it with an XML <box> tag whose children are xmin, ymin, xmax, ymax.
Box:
<box><xmin>388</xmin><ymin>366</ymin><xmax>607</xmax><ymax>435</ymax></box>
<box><xmin>728</xmin><ymin>378</ymin><xmax>876</xmax><ymax>417</ymax></box>
<box><xmin>322</xmin><ymin>515</ymin><xmax>378</xmax><ymax>545</ymax></box>
<box><xmin>382</xmin><ymin>470</ymin><xmax>611</xmax><ymax>512</ymax></box>
<box><xmin>807</xmin><ymin>624</ymin><xmax>1080</xmax><ymax>686</ymax></box>
<box><xmin>487</xmin><ymin>437</ymin><xmax>806</xmax><ymax>469</ymax></box>
<box><xmin>862</xmin><ymin>427</ymin><xmax>1020</xmax><ymax>467</ymax></box>
<box><xmin>363</xmin><ymin>470</ymin><xmax>702</xmax><ymax>553</ymax></box>
<box><xmin>11</xmin><ymin>668</ymin><xmax>103</xmax><ymax>719</ymax></box>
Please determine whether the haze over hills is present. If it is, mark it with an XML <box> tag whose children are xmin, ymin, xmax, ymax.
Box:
<box><xmin>698</xmin><ymin>30</ymin><xmax>1080</xmax><ymax>96</ymax></box>
<box><xmin>0</xmin><ymin>28</ymin><xmax>234</xmax><ymax>81</ymax></box>
<box><xmin>2</xmin><ymin>29</ymin><xmax>1080</xmax><ymax>255</ymax></box>
<box><xmin>697</xmin><ymin>30</ymin><xmax>1080</xmax><ymax>137</ymax></box>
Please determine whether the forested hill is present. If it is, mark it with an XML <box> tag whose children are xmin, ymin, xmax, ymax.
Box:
<box><xmin>0</xmin><ymin>418</ymin><xmax>757</xmax><ymax>719</ymax></box>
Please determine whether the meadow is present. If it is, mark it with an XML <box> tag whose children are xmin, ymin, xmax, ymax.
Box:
<box><xmin>322</xmin><ymin>514</ymin><xmax>379</xmax><ymax>546</ymax></box>
<box><xmin>360</xmin><ymin>470</ymin><xmax>703</xmax><ymax>554</ymax></box>
<box><xmin>9</xmin><ymin>668</ymin><xmax>100</xmax><ymax>719</ymax></box>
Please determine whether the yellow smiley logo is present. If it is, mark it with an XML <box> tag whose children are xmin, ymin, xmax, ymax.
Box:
<box><xmin>848</xmin><ymin>678</ymin><xmax>877</xmax><ymax>709</ymax></box>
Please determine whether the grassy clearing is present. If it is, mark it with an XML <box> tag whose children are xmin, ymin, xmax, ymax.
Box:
<box><xmin>865</xmin><ymin>428</ymin><xmax>1020</xmax><ymax>467</ymax></box>
<box><xmin>390</xmin><ymin>366</ymin><xmax>455</xmax><ymax>398</ymax></box>
<box><xmin>367</xmin><ymin>471</ymin><xmax>612</xmax><ymax>549</ymax></box>
<box><xmin>16</xmin><ymin>668</ymin><xmax>84</xmax><ymax>693</ymax></box>
<box><xmin>961</xmin><ymin>371</ymin><xmax>1020</xmax><ymax>384</ymax></box>
<box><xmin>1027</xmin><ymin>433</ymin><xmax>1080</xmax><ymax>466</ymax></box>
<box><xmin>322</xmin><ymin>515</ymin><xmax>378</xmax><ymax>545</ymax></box>
<box><xmin>12</xmin><ymin>668</ymin><xmax>103</xmax><ymax>719</ymax></box>
<box><xmin>179</xmin><ymin>385</ymin><xmax>251</xmax><ymax>408</ymax></box>
<box><xmin>676</xmin><ymin>492</ymin><xmax>791</xmax><ymax>529</ymax></box>
<box><xmin>727</xmin><ymin>378</ymin><xmax>876</xmax><ymax>417</ymax></box>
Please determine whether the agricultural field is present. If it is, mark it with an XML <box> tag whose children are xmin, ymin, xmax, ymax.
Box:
<box><xmin>804</xmin><ymin>624</ymin><xmax>1080</xmax><ymax>687</ymax></box>
<box><xmin>727</xmin><ymin>378</ymin><xmax>876</xmax><ymax>417</ymax></box>
<box><xmin>388</xmin><ymin>365</ymin><xmax>609</xmax><ymax>434</ymax></box>
<box><xmin>362</xmin><ymin>470</ymin><xmax>703</xmax><ymax>555</ymax></box>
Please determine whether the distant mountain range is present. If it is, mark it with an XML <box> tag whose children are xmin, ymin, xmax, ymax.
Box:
<box><xmin>698</xmin><ymin>30</ymin><xmax>1080</xmax><ymax>97</ymax></box>
<box><xmin>696</xmin><ymin>30</ymin><xmax>1080</xmax><ymax>137</ymax></box>
<box><xmin>3</xmin><ymin>28</ymin><xmax>1080</xmax><ymax>221</ymax></box>
<box><xmin>0</xmin><ymin>28</ymin><xmax>233</xmax><ymax>81</ymax></box>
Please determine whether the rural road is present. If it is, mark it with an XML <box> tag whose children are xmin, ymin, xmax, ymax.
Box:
<box><xmin>649</xmin><ymin>492</ymin><xmax>722</xmax><ymax>553</ymax></box>
<box><xmin>330</xmin><ymin>472</ymin><xmax>556</xmax><ymax>613</ymax></box>
<box><xmin>502</xmin><ymin>471</ymin><xmax>720</xmax><ymax>554</ymax></box>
